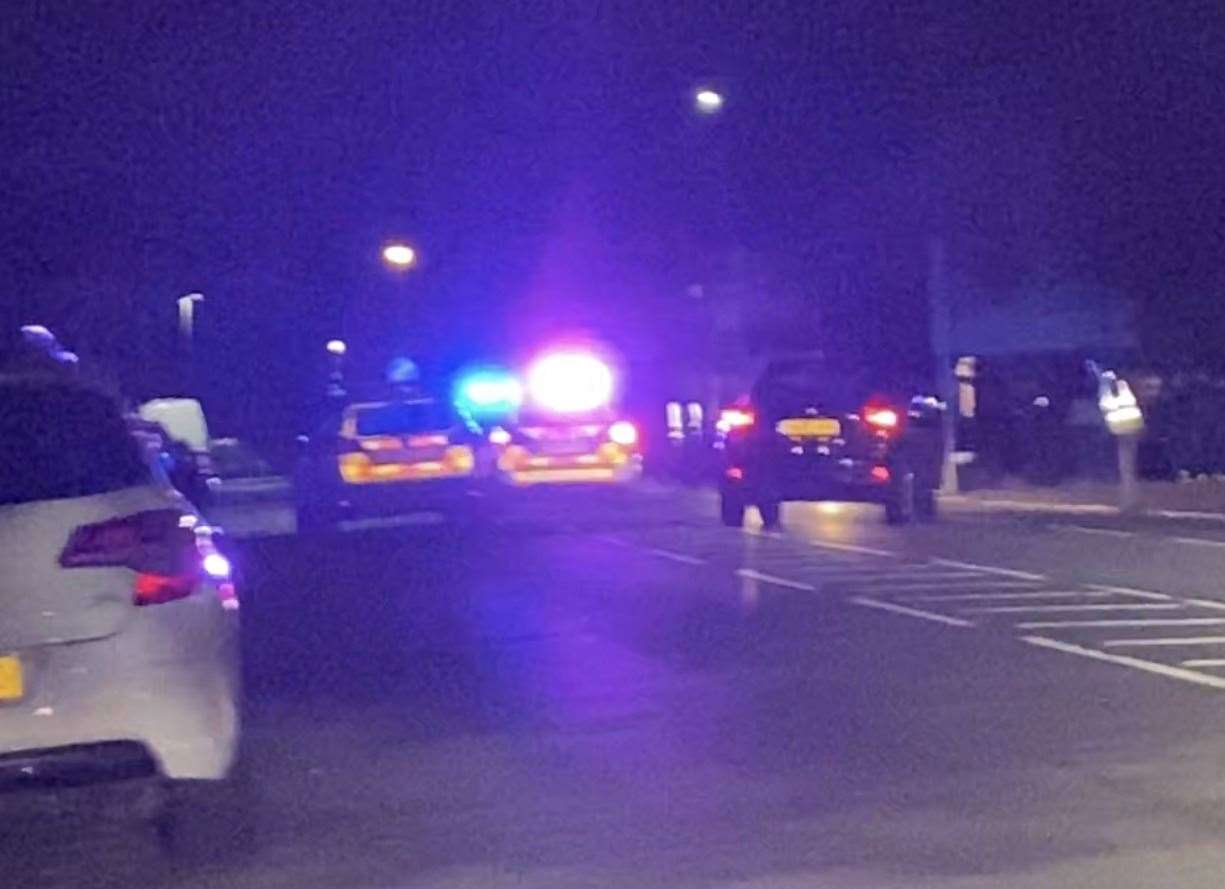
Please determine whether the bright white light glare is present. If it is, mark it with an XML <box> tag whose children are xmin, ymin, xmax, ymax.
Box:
<box><xmin>488</xmin><ymin>427</ymin><xmax>512</xmax><ymax>446</ymax></box>
<box><xmin>608</xmin><ymin>420</ymin><xmax>638</xmax><ymax>446</ymax></box>
<box><xmin>694</xmin><ymin>89</ymin><xmax>724</xmax><ymax>112</ymax></box>
<box><xmin>202</xmin><ymin>552</ymin><xmax>232</xmax><ymax>580</ymax></box>
<box><xmin>326</xmin><ymin>339</ymin><xmax>347</xmax><ymax>356</ymax></box>
<box><xmin>382</xmin><ymin>243</ymin><xmax>416</xmax><ymax>267</ymax></box>
<box><xmin>816</xmin><ymin>502</ymin><xmax>844</xmax><ymax>515</ymax></box>
<box><xmin>527</xmin><ymin>352</ymin><xmax>614</xmax><ymax>413</ymax></box>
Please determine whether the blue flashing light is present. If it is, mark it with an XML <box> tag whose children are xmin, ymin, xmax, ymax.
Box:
<box><xmin>454</xmin><ymin>370</ymin><xmax>524</xmax><ymax>416</ymax></box>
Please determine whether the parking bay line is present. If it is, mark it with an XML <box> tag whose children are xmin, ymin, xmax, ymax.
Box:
<box><xmin>901</xmin><ymin>590</ymin><xmax>1125</xmax><ymax>603</ymax></box>
<box><xmin>1103</xmin><ymin>635</ymin><xmax>1225</xmax><ymax>648</ymax></box>
<box><xmin>964</xmin><ymin>603</ymin><xmax>1183</xmax><ymax>615</ymax></box>
<box><xmin>1059</xmin><ymin>525</ymin><xmax>1136</xmax><ymax>539</ymax></box>
<box><xmin>808</xmin><ymin>541</ymin><xmax>898</xmax><ymax>558</ymax></box>
<box><xmin>1181</xmin><ymin>659</ymin><xmax>1225</xmax><ymax>668</ymax></box>
<box><xmin>1172</xmin><ymin>536</ymin><xmax>1225</xmax><ymax>549</ymax></box>
<box><xmin>1021</xmin><ymin>636</ymin><xmax>1225</xmax><ymax>690</ymax></box>
<box><xmin>842</xmin><ymin>578</ymin><xmax>1043</xmax><ymax>592</ymax></box>
<box><xmin>644</xmin><ymin>548</ymin><xmax>706</xmax><ymax>566</ymax></box>
<box><xmin>1017</xmin><ymin>617</ymin><xmax>1225</xmax><ymax>630</ymax></box>
<box><xmin>851</xmin><ymin>596</ymin><xmax>974</xmax><ymax>628</ymax></box>
<box><xmin>930</xmin><ymin>558</ymin><xmax>1047</xmax><ymax>581</ymax></box>
<box><xmin>1086</xmin><ymin>584</ymin><xmax>1176</xmax><ymax>602</ymax></box>
<box><xmin>735</xmin><ymin>569</ymin><xmax>817</xmax><ymax>591</ymax></box>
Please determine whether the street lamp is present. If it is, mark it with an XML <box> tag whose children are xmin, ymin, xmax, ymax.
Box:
<box><xmin>325</xmin><ymin>339</ymin><xmax>347</xmax><ymax>356</ymax></box>
<box><xmin>382</xmin><ymin>243</ymin><xmax>417</xmax><ymax>269</ymax></box>
<box><xmin>694</xmin><ymin>88</ymin><xmax>724</xmax><ymax>114</ymax></box>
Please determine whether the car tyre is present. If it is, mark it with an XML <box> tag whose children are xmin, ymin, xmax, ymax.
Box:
<box><xmin>156</xmin><ymin>764</ymin><xmax>256</xmax><ymax>866</ymax></box>
<box><xmin>757</xmin><ymin>498</ymin><xmax>782</xmax><ymax>530</ymax></box>
<box><xmin>884</xmin><ymin>470</ymin><xmax>916</xmax><ymax>526</ymax></box>
<box><xmin>720</xmin><ymin>491</ymin><xmax>746</xmax><ymax>527</ymax></box>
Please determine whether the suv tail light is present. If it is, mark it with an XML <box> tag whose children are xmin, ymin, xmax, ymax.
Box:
<box><xmin>864</xmin><ymin>406</ymin><xmax>900</xmax><ymax>431</ymax></box>
<box><xmin>717</xmin><ymin>408</ymin><xmax>754</xmax><ymax>432</ymax></box>
<box><xmin>59</xmin><ymin>509</ymin><xmax>231</xmax><ymax>607</ymax></box>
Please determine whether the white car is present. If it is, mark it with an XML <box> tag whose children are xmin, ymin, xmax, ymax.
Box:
<box><xmin>0</xmin><ymin>377</ymin><xmax>240</xmax><ymax>805</ymax></box>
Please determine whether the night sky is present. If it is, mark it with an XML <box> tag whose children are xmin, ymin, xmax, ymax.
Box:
<box><xmin>2</xmin><ymin>1</ymin><xmax>1223</xmax><ymax>433</ymax></box>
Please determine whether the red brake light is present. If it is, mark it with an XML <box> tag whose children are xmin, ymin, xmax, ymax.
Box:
<box><xmin>718</xmin><ymin>408</ymin><xmax>755</xmax><ymax>431</ymax></box>
<box><xmin>864</xmin><ymin>407</ymin><xmax>899</xmax><ymax>430</ymax></box>
<box><xmin>59</xmin><ymin>509</ymin><xmax>230</xmax><ymax>607</ymax></box>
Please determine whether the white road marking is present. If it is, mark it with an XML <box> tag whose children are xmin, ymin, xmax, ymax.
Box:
<box><xmin>1152</xmin><ymin>509</ymin><xmax>1225</xmax><ymax>522</ymax></box>
<box><xmin>1183</xmin><ymin>598</ymin><xmax>1225</xmax><ymax>612</ymax></box>
<box><xmin>964</xmin><ymin>603</ymin><xmax>1182</xmax><ymax>615</ymax></box>
<box><xmin>1021</xmin><ymin>636</ymin><xmax>1225</xmax><ymax>690</ymax></box>
<box><xmin>949</xmin><ymin>497</ymin><xmax>1114</xmax><ymax>516</ymax></box>
<box><xmin>1059</xmin><ymin>525</ymin><xmax>1136</xmax><ymax>539</ymax></box>
<box><xmin>645</xmin><ymin>548</ymin><xmax>706</xmax><ymax>566</ymax></box>
<box><xmin>735</xmin><ymin>569</ymin><xmax>816</xmax><ymax>591</ymax></box>
<box><xmin>1018</xmin><ymin>617</ymin><xmax>1225</xmax><ymax>630</ymax></box>
<box><xmin>598</xmin><ymin>535</ymin><xmax>632</xmax><ymax>548</ymax></box>
<box><xmin>1103</xmin><ymin>635</ymin><xmax>1225</xmax><ymax>648</ymax></box>
<box><xmin>1180</xmin><ymin>659</ymin><xmax>1225</xmax><ymax>668</ymax></box>
<box><xmin>930</xmin><ymin>558</ymin><xmax>1047</xmax><ymax>581</ymax></box>
<box><xmin>809</xmin><ymin>541</ymin><xmax>897</xmax><ymax>558</ymax></box>
<box><xmin>843</xmin><ymin>578</ymin><xmax>1042</xmax><ymax>592</ymax></box>
<box><xmin>1086</xmin><ymin>584</ymin><xmax>1175</xmax><ymax>602</ymax></box>
<box><xmin>851</xmin><ymin>596</ymin><xmax>973</xmax><ymax>628</ymax></box>
<box><xmin>902</xmin><ymin>590</ymin><xmax>1120</xmax><ymax>603</ymax></box>
<box><xmin>1172</xmin><ymin>536</ymin><xmax>1225</xmax><ymax>549</ymax></box>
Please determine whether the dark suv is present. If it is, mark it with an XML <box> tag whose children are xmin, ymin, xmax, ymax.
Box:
<box><xmin>717</xmin><ymin>358</ymin><xmax>945</xmax><ymax>528</ymax></box>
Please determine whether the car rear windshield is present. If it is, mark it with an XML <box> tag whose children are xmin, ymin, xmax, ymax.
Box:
<box><xmin>353</xmin><ymin>401</ymin><xmax>453</xmax><ymax>436</ymax></box>
<box><xmin>755</xmin><ymin>362</ymin><xmax>902</xmax><ymax>414</ymax></box>
<box><xmin>0</xmin><ymin>379</ymin><xmax>150</xmax><ymax>505</ymax></box>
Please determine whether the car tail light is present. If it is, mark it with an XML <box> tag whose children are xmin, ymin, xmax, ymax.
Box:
<box><xmin>59</xmin><ymin>509</ymin><xmax>230</xmax><ymax>607</ymax></box>
<box><xmin>870</xmin><ymin>465</ymin><xmax>891</xmax><ymax>482</ymax></box>
<box><xmin>717</xmin><ymin>408</ymin><xmax>754</xmax><ymax>432</ymax></box>
<box><xmin>608</xmin><ymin>420</ymin><xmax>638</xmax><ymax>446</ymax></box>
<box><xmin>864</xmin><ymin>407</ymin><xmax>900</xmax><ymax>431</ymax></box>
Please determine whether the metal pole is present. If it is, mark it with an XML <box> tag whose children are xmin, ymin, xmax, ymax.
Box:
<box><xmin>928</xmin><ymin>236</ymin><xmax>958</xmax><ymax>493</ymax></box>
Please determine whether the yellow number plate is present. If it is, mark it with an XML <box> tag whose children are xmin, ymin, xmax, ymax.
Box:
<box><xmin>777</xmin><ymin>418</ymin><xmax>841</xmax><ymax>439</ymax></box>
<box><xmin>0</xmin><ymin>655</ymin><xmax>24</xmax><ymax>702</ymax></box>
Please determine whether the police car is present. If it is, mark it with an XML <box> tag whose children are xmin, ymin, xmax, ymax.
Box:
<box><xmin>490</xmin><ymin>350</ymin><xmax>642</xmax><ymax>486</ymax></box>
<box><xmin>294</xmin><ymin>396</ymin><xmax>491</xmax><ymax>530</ymax></box>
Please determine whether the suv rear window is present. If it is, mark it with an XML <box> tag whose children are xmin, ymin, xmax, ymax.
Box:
<box><xmin>0</xmin><ymin>379</ymin><xmax>150</xmax><ymax>505</ymax></box>
<box><xmin>352</xmin><ymin>401</ymin><xmax>453</xmax><ymax>436</ymax></box>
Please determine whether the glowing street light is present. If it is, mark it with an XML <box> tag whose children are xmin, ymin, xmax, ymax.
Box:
<box><xmin>382</xmin><ymin>243</ymin><xmax>417</xmax><ymax>268</ymax></box>
<box><xmin>325</xmin><ymin>339</ymin><xmax>347</xmax><ymax>356</ymax></box>
<box><xmin>694</xmin><ymin>88</ymin><xmax>724</xmax><ymax>114</ymax></box>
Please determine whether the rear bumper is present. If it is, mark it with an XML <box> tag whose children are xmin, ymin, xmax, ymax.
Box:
<box><xmin>0</xmin><ymin>597</ymin><xmax>239</xmax><ymax>783</ymax></box>
<box><xmin>319</xmin><ymin>477</ymin><xmax>477</xmax><ymax>514</ymax></box>
<box><xmin>503</xmin><ymin>455</ymin><xmax>642</xmax><ymax>486</ymax></box>
<box><xmin>725</xmin><ymin>457</ymin><xmax>894</xmax><ymax>503</ymax></box>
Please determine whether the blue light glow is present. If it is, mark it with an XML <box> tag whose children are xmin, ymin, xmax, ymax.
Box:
<box><xmin>454</xmin><ymin>370</ymin><xmax>524</xmax><ymax>416</ymax></box>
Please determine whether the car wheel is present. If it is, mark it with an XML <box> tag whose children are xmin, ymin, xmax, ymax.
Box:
<box><xmin>720</xmin><ymin>492</ymin><xmax>746</xmax><ymax>527</ymax></box>
<box><xmin>156</xmin><ymin>765</ymin><xmax>256</xmax><ymax>865</ymax></box>
<box><xmin>885</xmin><ymin>470</ymin><xmax>916</xmax><ymax>525</ymax></box>
<box><xmin>915</xmin><ymin>487</ymin><xmax>938</xmax><ymax>522</ymax></box>
<box><xmin>757</xmin><ymin>498</ymin><xmax>782</xmax><ymax>530</ymax></box>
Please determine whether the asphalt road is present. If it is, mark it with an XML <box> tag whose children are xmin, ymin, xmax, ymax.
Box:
<box><xmin>10</xmin><ymin>483</ymin><xmax>1225</xmax><ymax>888</ymax></box>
